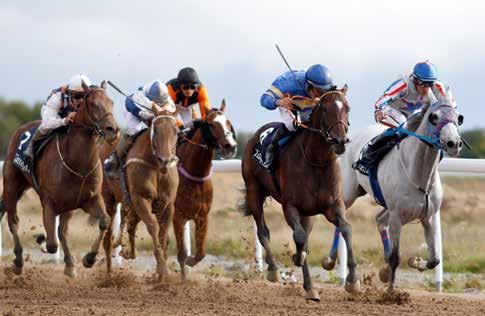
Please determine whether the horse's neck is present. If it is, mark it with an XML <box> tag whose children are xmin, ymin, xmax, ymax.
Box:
<box><xmin>61</xmin><ymin>127</ymin><xmax>99</xmax><ymax>170</ymax></box>
<box><xmin>398</xmin><ymin>115</ymin><xmax>440</xmax><ymax>191</ymax></box>
<box><xmin>179</xmin><ymin>129</ymin><xmax>213</xmax><ymax>177</ymax></box>
<box><xmin>137</xmin><ymin>131</ymin><xmax>157</xmax><ymax>163</ymax></box>
<box><xmin>301</xmin><ymin>108</ymin><xmax>336</xmax><ymax>164</ymax></box>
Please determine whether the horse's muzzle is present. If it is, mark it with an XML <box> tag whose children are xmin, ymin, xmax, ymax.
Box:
<box><xmin>157</xmin><ymin>156</ymin><xmax>179</xmax><ymax>172</ymax></box>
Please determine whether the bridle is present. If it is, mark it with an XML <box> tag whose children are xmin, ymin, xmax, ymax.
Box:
<box><xmin>71</xmin><ymin>88</ymin><xmax>115</xmax><ymax>137</ymax></box>
<box><xmin>150</xmin><ymin>115</ymin><xmax>178</xmax><ymax>156</ymax></box>
<box><xmin>291</xmin><ymin>90</ymin><xmax>350</xmax><ymax>144</ymax></box>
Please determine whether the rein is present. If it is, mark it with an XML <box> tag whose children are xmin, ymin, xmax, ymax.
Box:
<box><xmin>71</xmin><ymin>88</ymin><xmax>115</xmax><ymax>137</ymax></box>
<box><xmin>56</xmin><ymin>135</ymin><xmax>100</xmax><ymax>206</ymax></box>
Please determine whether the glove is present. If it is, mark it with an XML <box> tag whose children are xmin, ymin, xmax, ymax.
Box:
<box><xmin>139</xmin><ymin>110</ymin><xmax>154</xmax><ymax>120</ymax></box>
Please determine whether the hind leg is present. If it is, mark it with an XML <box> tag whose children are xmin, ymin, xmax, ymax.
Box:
<box><xmin>121</xmin><ymin>208</ymin><xmax>139</xmax><ymax>260</ymax></box>
<box><xmin>375</xmin><ymin>208</ymin><xmax>393</xmax><ymax>283</ymax></box>
<box><xmin>58</xmin><ymin>211</ymin><xmax>76</xmax><ymax>277</ymax></box>
<box><xmin>102</xmin><ymin>194</ymin><xmax>117</xmax><ymax>275</ymax></box>
<box><xmin>187</xmin><ymin>211</ymin><xmax>208</xmax><ymax>267</ymax></box>
<box><xmin>81</xmin><ymin>195</ymin><xmax>111</xmax><ymax>269</ymax></box>
<box><xmin>157</xmin><ymin>203</ymin><xmax>174</xmax><ymax>261</ymax></box>
<box><xmin>3</xmin><ymin>173</ymin><xmax>28</xmax><ymax>275</ymax></box>
<box><xmin>301</xmin><ymin>216</ymin><xmax>320</xmax><ymax>301</ymax></box>
<box><xmin>386</xmin><ymin>212</ymin><xmax>402</xmax><ymax>292</ymax></box>
<box><xmin>247</xmin><ymin>187</ymin><xmax>278</xmax><ymax>282</ymax></box>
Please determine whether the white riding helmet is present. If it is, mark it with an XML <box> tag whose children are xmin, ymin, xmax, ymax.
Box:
<box><xmin>67</xmin><ymin>74</ymin><xmax>92</xmax><ymax>93</ymax></box>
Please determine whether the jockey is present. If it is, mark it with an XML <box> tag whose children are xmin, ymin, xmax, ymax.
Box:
<box><xmin>23</xmin><ymin>74</ymin><xmax>92</xmax><ymax>161</ymax></box>
<box><xmin>374</xmin><ymin>61</ymin><xmax>455</xmax><ymax>127</ymax></box>
<box><xmin>103</xmin><ymin>80</ymin><xmax>176</xmax><ymax>173</ymax></box>
<box><xmin>260</xmin><ymin>64</ymin><xmax>334</xmax><ymax>166</ymax></box>
<box><xmin>166</xmin><ymin>67</ymin><xmax>211</xmax><ymax>127</ymax></box>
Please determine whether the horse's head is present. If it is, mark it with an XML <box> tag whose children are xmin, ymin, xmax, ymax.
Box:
<box><xmin>150</xmin><ymin>104</ymin><xmax>179</xmax><ymax>172</ymax></box>
<box><xmin>426</xmin><ymin>97</ymin><xmax>464</xmax><ymax>157</ymax></box>
<box><xmin>75</xmin><ymin>80</ymin><xmax>119</xmax><ymax>144</ymax></box>
<box><xmin>311</xmin><ymin>85</ymin><xmax>350</xmax><ymax>155</ymax></box>
<box><xmin>203</xmin><ymin>99</ymin><xmax>238</xmax><ymax>158</ymax></box>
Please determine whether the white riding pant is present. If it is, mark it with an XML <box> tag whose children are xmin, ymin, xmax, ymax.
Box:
<box><xmin>124</xmin><ymin>109</ymin><xmax>147</xmax><ymax>136</ymax></box>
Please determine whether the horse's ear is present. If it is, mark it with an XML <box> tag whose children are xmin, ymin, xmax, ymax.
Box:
<box><xmin>341</xmin><ymin>84</ymin><xmax>348</xmax><ymax>95</ymax></box>
<box><xmin>100</xmin><ymin>80</ymin><xmax>108</xmax><ymax>90</ymax></box>
<box><xmin>151</xmin><ymin>102</ymin><xmax>160</xmax><ymax>116</ymax></box>
<box><xmin>81</xmin><ymin>80</ymin><xmax>90</xmax><ymax>93</ymax></box>
<box><xmin>220</xmin><ymin>98</ymin><xmax>226</xmax><ymax>112</ymax></box>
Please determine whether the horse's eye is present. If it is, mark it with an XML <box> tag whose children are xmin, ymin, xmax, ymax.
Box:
<box><xmin>458</xmin><ymin>114</ymin><xmax>464</xmax><ymax>126</ymax></box>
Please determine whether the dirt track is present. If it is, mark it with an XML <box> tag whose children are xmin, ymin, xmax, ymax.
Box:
<box><xmin>1</xmin><ymin>266</ymin><xmax>485</xmax><ymax>316</ymax></box>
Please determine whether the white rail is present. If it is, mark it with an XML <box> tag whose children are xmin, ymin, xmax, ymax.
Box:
<box><xmin>1</xmin><ymin>158</ymin><xmax>485</xmax><ymax>291</ymax></box>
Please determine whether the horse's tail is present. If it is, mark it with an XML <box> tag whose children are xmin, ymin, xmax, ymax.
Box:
<box><xmin>237</xmin><ymin>187</ymin><xmax>252</xmax><ymax>217</ymax></box>
<box><xmin>0</xmin><ymin>198</ymin><xmax>5</xmax><ymax>222</ymax></box>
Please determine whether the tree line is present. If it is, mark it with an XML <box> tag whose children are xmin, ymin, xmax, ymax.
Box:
<box><xmin>0</xmin><ymin>98</ymin><xmax>482</xmax><ymax>159</ymax></box>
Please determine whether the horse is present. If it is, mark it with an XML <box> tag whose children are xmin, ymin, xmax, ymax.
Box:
<box><xmin>99</xmin><ymin>104</ymin><xmax>179</xmax><ymax>280</ymax></box>
<box><xmin>0</xmin><ymin>81</ymin><xmax>119</xmax><ymax>277</ymax></box>
<box><xmin>239</xmin><ymin>86</ymin><xmax>359</xmax><ymax>301</ymax></box>
<box><xmin>121</xmin><ymin>100</ymin><xmax>237</xmax><ymax>281</ymax></box>
<box><xmin>324</xmin><ymin>96</ymin><xmax>463</xmax><ymax>292</ymax></box>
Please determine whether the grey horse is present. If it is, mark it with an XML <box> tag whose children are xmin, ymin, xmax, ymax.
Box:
<box><xmin>322</xmin><ymin>97</ymin><xmax>463</xmax><ymax>291</ymax></box>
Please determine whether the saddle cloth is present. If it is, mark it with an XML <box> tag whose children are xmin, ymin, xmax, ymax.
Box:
<box><xmin>252</xmin><ymin>122</ymin><xmax>293</xmax><ymax>169</ymax></box>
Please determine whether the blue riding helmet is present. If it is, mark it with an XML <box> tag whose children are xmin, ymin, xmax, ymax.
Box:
<box><xmin>305</xmin><ymin>64</ymin><xmax>333</xmax><ymax>90</ymax></box>
<box><xmin>412</xmin><ymin>61</ymin><xmax>438</xmax><ymax>83</ymax></box>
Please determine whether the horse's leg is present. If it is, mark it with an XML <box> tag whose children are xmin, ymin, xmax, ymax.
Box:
<box><xmin>3</xmin><ymin>178</ymin><xmax>27</xmax><ymax>275</ymax></box>
<box><xmin>81</xmin><ymin>195</ymin><xmax>111</xmax><ymax>268</ymax></box>
<box><xmin>42</xmin><ymin>201</ymin><xmax>59</xmax><ymax>254</ymax></box>
<box><xmin>157</xmin><ymin>203</ymin><xmax>174</xmax><ymax>261</ymax></box>
<box><xmin>376</xmin><ymin>208</ymin><xmax>392</xmax><ymax>283</ymax></box>
<box><xmin>408</xmin><ymin>214</ymin><xmax>440</xmax><ymax>271</ymax></box>
<box><xmin>301</xmin><ymin>216</ymin><xmax>320</xmax><ymax>301</ymax></box>
<box><xmin>326</xmin><ymin>200</ymin><xmax>360</xmax><ymax>293</ymax></box>
<box><xmin>173</xmin><ymin>213</ymin><xmax>188</xmax><ymax>281</ymax></box>
<box><xmin>322</xmin><ymin>228</ymin><xmax>340</xmax><ymax>270</ymax></box>
<box><xmin>187</xmin><ymin>211</ymin><xmax>208</xmax><ymax>267</ymax></box>
<box><xmin>133</xmin><ymin>196</ymin><xmax>167</xmax><ymax>281</ymax></box>
<box><xmin>247</xmin><ymin>187</ymin><xmax>278</xmax><ymax>282</ymax></box>
<box><xmin>58</xmin><ymin>211</ymin><xmax>76</xmax><ymax>277</ymax></box>
<box><xmin>102</xmin><ymin>194</ymin><xmax>117</xmax><ymax>275</ymax></box>
<box><xmin>282</xmin><ymin>204</ymin><xmax>307</xmax><ymax>267</ymax></box>
<box><xmin>387</xmin><ymin>212</ymin><xmax>403</xmax><ymax>292</ymax></box>
<box><xmin>121</xmin><ymin>209</ymin><xmax>139</xmax><ymax>260</ymax></box>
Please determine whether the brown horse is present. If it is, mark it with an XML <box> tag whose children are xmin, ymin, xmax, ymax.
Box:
<box><xmin>0</xmin><ymin>81</ymin><xmax>119</xmax><ymax>277</ymax></box>
<box><xmin>240</xmin><ymin>87</ymin><xmax>360</xmax><ymax>301</ymax></box>
<box><xmin>99</xmin><ymin>105</ymin><xmax>179</xmax><ymax>279</ymax></box>
<box><xmin>122</xmin><ymin>100</ymin><xmax>237</xmax><ymax>281</ymax></box>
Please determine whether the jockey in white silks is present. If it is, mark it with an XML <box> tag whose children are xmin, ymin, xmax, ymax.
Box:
<box><xmin>23</xmin><ymin>74</ymin><xmax>93</xmax><ymax>161</ymax></box>
<box><xmin>103</xmin><ymin>80</ymin><xmax>176</xmax><ymax>173</ymax></box>
<box><xmin>374</xmin><ymin>61</ymin><xmax>456</xmax><ymax>127</ymax></box>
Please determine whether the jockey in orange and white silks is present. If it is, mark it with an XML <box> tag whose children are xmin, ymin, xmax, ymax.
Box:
<box><xmin>374</xmin><ymin>61</ymin><xmax>456</xmax><ymax>127</ymax></box>
<box><xmin>23</xmin><ymin>74</ymin><xmax>92</xmax><ymax>160</ymax></box>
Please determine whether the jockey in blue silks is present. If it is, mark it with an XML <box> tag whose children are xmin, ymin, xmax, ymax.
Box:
<box><xmin>260</xmin><ymin>64</ymin><xmax>334</xmax><ymax>166</ymax></box>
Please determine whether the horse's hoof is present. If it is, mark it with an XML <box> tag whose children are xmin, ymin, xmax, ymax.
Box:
<box><xmin>120</xmin><ymin>249</ymin><xmax>135</xmax><ymax>260</ymax></box>
<box><xmin>408</xmin><ymin>256</ymin><xmax>427</xmax><ymax>272</ymax></box>
<box><xmin>266</xmin><ymin>269</ymin><xmax>280</xmax><ymax>283</ymax></box>
<box><xmin>305</xmin><ymin>289</ymin><xmax>321</xmax><ymax>301</ymax></box>
<box><xmin>379</xmin><ymin>265</ymin><xmax>391</xmax><ymax>283</ymax></box>
<box><xmin>82</xmin><ymin>252</ymin><xmax>97</xmax><ymax>268</ymax></box>
<box><xmin>186</xmin><ymin>256</ymin><xmax>199</xmax><ymax>267</ymax></box>
<box><xmin>64</xmin><ymin>266</ymin><xmax>77</xmax><ymax>278</ymax></box>
<box><xmin>322</xmin><ymin>257</ymin><xmax>336</xmax><ymax>271</ymax></box>
<box><xmin>292</xmin><ymin>251</ymin><xmax>307</xmax><ymax>267</ymax></box>
<box><xmin>12</xmin><ymin>264</ymin><xmax>23</xmax><ymax>276</ymax></box>
<box><xmin>345</xmin><ymin>280</ymin><xmax>361</xmax><ymax>294</ymax></box>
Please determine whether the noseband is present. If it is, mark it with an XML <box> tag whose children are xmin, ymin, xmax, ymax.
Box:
<box><xmin>73</xmin><ymin>88</ymin><xmax>115</xmax><ymax>137</ymax></box>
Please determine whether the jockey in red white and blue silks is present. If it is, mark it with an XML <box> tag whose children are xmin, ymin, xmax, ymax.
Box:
<box><xmin>374</xmin><ymin>61</ymin><xmax>456</xmax><ymax>127</ymax></box>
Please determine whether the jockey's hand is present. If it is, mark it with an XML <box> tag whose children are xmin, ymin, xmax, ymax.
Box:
<box><xmin>276</xmin><ymin>97</ymin><xmax>293</xmax><ymax>110</ymax></box>
<box><xmin>375</xmin><ymin>110</ymin><xmax>387</xmax><ymax>123</ymax></box>
<box><xmin>63</xmin><ymin>112</ymin><xmax>76</xmax><ymax>125</ymax></box>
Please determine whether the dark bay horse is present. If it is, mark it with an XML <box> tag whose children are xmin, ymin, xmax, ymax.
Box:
<box><xmin>240</xmin><ymin>87</ymin><xmax>360</xmax><ymax>301</ymax></box>
<box><xmin>0</xmin><ymin>81</ymin><xmax>119</xmax><ymax>277</ymax></box>
<box><xmin>121</xmin><ymin>100</ymin><xmax>237</xmax><ymax>281</ymax></box>
<box><xmin>99</xmin><ymin>105</ymin><xmax>179</xmax><ymax>280</ymax></box>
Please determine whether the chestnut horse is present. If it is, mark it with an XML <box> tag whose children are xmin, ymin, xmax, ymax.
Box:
<box><xmin>99</xmin><ymin>105</ymin><xmax>179</xmax><ymax>280</ymax></box>
<box><xmin>0</xmin><ymin>81</ymin><xmax>119</xmax><ymax>277</ymax></box>
<box><xmin>122</xmin><ymin>100</ymin><xmax>237</xmax><ymax>281</ymax></box>
<box><xmin>240</xmin><ymin>87</ymin><xmax>359</xmax><ymax>301</ymax></box>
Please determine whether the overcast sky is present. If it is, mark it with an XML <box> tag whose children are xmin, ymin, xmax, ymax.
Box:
<box><xmin>1</xmin><ymin>0</ymin><xmax>484</xmax><ymax>132</ymax></box>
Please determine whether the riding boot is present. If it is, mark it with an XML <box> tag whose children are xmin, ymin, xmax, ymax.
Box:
<box><xmin>23</xmin><ymin>129</ymin><xmax>45</xmax><ymax>162</ymax></box>
<box><xmin>103</xmin><ymin>133</ymin><xmax>135</xmax><ymax>175</ymax></box>
<box><xmin>264</xmin><ymin>125</ymin><xmax>289</xmax><ymax>169</ymax></box>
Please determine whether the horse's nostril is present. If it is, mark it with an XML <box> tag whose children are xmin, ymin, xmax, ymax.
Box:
<box><xmin>106</xmin><ymin>126</ymin><xmax>115</xmax><ymax>133</ymax></box>
<box><xmin>446</xmin><ymin>141</ymin><xmax>455</xmax><ymax>148</ymax></box>
<box><xmin>458</xmin><ymin>140</ymin><xmax>463</xmax><ymax>148</ymax></box>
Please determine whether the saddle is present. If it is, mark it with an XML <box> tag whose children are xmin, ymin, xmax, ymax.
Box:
<box><xmin>14</xmin><ymin>125</ymin><xmax>68</xmax><ymax>175</ymax></box>
<box><xmin>252</xmin><ymin>122</ymin><xmax>295</xmax><ymax>170</ymax></box>
<box><xmin>352</xmin><ymin>128</ymin><xmax>407</xmax><ymax>207</ymax></box>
